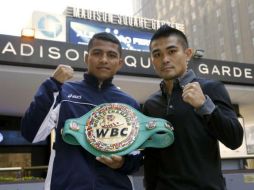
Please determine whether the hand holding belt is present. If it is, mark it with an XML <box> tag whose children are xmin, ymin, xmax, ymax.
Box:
<box><xmin>62</xmin><ymin>103</ymin><xmax>174</xmax><ymax>157</ymax></box>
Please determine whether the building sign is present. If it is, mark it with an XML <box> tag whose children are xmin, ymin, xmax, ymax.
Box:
<box><xmin>0</xmin><ymin>34</ymin><xmax>254</xmax><ymax>86</ymax></box>
<box><xmin>67</xmin><ymin>17</ymin><xmax>153</xmax><ymax>52</ymax></box>
<box><xmin>190</xmin><ymin>59</ymin><xmax>254</xmax><ymax>86</ymax></box>
<box><xmin>0</xmin><ymin>34</ymin><xmax>86</xmax><ymax>69</ymax></box>
<box><xmin>32</xmin><ymin>11</ymin><xmax>66</xmax><ymax>41</ymax></box>
<box><xmin>64</xmin><ymin>6</ymin><xmax>185</xmax><ymax>32</ymax></box>
<box><xmin>0</xmin><ymin>34</ymin><xmax>153</xmax><ymax>76</ymax></box>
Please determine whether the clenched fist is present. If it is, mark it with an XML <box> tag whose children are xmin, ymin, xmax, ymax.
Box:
<box><xmin>182</xmin><ymin>82</ymin><xmax>206</xmax><ymax>109</ymax></box>
<box><xmin>52</xmin><ymin>64</ymin><xmax>74</xmax><ymax>83</ymax></box>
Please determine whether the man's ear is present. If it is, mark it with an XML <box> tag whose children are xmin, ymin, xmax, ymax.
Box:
<box><xmin>150</xmin><ymin>55</ymin><xmax>156</xmax><ymax>71</ymax></box>
<box><xmin>84</xmin><ymin>52</ymin><xmax>88</xmax><ymax>66</ymax></box>
<box><xmin>185</xmin><ymin>48</ymin><xmax>193</xmax><ymax>61</ymax></box>
<box><xmin>117</xmin><ymin>58</ymin><xmax>124</xmax><ymax>70</ymax></box>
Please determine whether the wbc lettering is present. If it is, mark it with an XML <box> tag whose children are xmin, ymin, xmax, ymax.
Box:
<box><xmin>96</xmin><ymin>127</ymin><xmax>128</xmax><ymax>138</ymax></box>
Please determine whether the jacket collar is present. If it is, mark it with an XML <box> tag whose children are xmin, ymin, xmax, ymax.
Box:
<box><xmin>83</xmin><ymin>73</ymin><xmax>113</xmax><ymax>89</ymax></box>
<box><xmin>160</xmin><ymin>69</ymin><xmax>196</xmax><ymax>96</ymax></box>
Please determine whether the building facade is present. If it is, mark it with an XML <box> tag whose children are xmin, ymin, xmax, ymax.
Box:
<box><xmin>133</xmin><ymin>0</ymin><xmax>254</xmax><ymax>64</ymax></box>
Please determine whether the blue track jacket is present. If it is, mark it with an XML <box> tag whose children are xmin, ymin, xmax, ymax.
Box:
<box><xmin>21</xmin><ymin>73</ymin><xmax>142</xmax><ymax>190</ymax></box>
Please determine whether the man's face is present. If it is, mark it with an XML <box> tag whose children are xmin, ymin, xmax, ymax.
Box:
<box><xmin>150</xmin><ymin>36</ymin><xmax>192</xmax><ymax>81</ymax></box>
<box><xmin>85</xmin><ymin>39</ymin><xmax>123</xmax><ymax>82</ymax></box>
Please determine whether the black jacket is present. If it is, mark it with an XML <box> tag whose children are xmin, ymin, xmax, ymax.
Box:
<box><xmin>143</xmin><ymin>70</ymin><xmax>243</xmax><ymax>190</ymax></box>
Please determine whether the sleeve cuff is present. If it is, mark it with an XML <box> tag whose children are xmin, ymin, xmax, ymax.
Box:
<box><xmin>49</xmin><ymin>77</ymin><xmax>63</xmax><ymax>91</ymax></box>
<box><xmin>195</xmin><ymin>95</ymin><xmax>215</xmax><ymax>116</ymax></box>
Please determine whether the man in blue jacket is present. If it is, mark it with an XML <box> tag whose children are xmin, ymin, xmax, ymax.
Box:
<box><xmin>142</xmin><ymin>25</ymin><xmax>243</xmax><ymax>190</ymax></box>
<box><xmin>21</xmin><ymin>32</ymin><xmax>142</xmax><ymax>190</ymax></box>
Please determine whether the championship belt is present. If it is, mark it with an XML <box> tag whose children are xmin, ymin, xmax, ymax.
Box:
<box><xmin>62</xmin><ymin>103</ymin><xmax>174</xmax><ymax>157</ymax></box>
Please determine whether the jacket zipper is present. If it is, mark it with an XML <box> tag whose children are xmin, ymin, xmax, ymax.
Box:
<box><xmin>98</xmin><ymin>81</ymin><xmax>103</xmax><ymax>90</ymax></box>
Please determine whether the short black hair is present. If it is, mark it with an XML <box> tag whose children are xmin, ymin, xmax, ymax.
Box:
<box><xmin>149</xmin><ymin>24</ymin><xmax>189</xmax><ymax>50</ymax></box>
<box><xmin>87</xmin><ymin>32</ymin><xmax>122</xmax><ymax>56</ymax></box>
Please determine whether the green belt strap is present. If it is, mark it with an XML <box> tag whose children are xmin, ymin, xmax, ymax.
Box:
<box><xmin>62</xmin><ymin>103</ymin><xmax>174</xmax><ymax>157</ymax></box>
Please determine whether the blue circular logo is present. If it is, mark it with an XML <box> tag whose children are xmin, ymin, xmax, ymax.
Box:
<box><xmin>37</xmin><ymin>15</ymin><xmax>62</xmax><ymax>38</ymax></box>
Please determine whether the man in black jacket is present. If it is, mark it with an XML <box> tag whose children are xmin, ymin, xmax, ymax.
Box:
<box><xmin>142</xmin><ymin>24</ymin><xmax>243</xmax><ymax>190</ymax></box>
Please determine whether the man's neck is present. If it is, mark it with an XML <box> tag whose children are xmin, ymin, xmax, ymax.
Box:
<box><xmin>163</xmin><ymin>71</ymin><xmax>188</xmax><ymax>94</ymax></box>
<box><xmin>163</xmin><ymin>80</ymin><xmax>174</xmax><ymax>95</ymax></box>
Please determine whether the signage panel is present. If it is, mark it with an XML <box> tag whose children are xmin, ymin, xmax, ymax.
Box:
<box><xmin>0</xmin><ymin>34</ymin><xmax>254</xmax><ymax>86</ymax></box>
<box><xmin>0</xmin><ymin>34</ymin><xmax>86</xmax><ymax>69</ymax></box>
<box><xmin>67</xmin><ymin>17</ymin><xmax>153</xmax><ymax>52</ymax></box>
<box><xmin>32</xmin><ymin>11</ymin><xmax>66</xmax><ymax>41</ymax></box>
<box><xmin>0</xmin><ymin>34</ymin><xmax>153</xmax><ymax>76</ymax></box>
<box><xmin>65</xmin><ymin>6</ymin><xmax>185</xmax><ymax>32</ymax></box>
<box><xmin>190</xmin><ymin>59</ymin><xmax>254</xmax><ymax>86</ymax></box>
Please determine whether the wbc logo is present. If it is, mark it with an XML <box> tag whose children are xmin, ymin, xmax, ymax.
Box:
<box><xmin>86</xmin><ymin>103</ymin><xmax>139</xmax><ymax>152</ymax></box>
